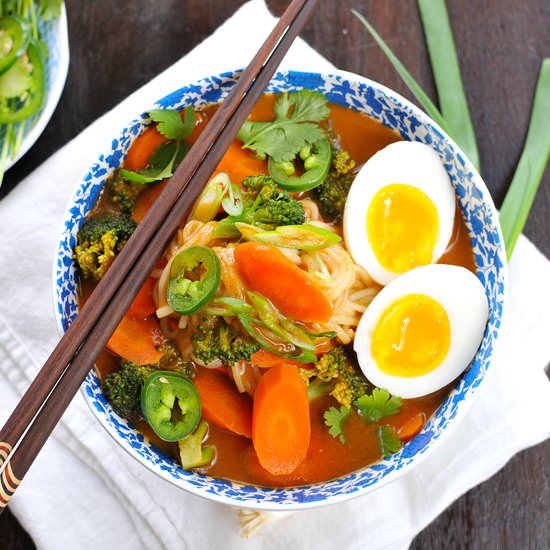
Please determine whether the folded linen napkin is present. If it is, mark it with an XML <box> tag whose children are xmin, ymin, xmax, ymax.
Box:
<box><xmin>0</xmin><ymin>1</ymin><xmax>549</xmax><ymax>548</ymax></box>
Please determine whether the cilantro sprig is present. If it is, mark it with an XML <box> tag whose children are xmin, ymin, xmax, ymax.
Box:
<box><xmin>354</xmin><ymin>388</ymin><xmax>403</xmax><ymax>423</ymax></box>
<box><xmin>120</xmin><ymin>106</ymin><xmax>195</xmax><ymax>184</ymax></box>
<box><xmin>377</xmin><ymin>425</ymin><xmax>402</xmax><ymax>458</ymax></box>
<box><xmin>237</xmin><ymin>90</ymin><xmax>330</xmax><ymax>163</ymax></box>
<box><xmin>324</xmin><ymin>405</ymin><xmax>351</xmax><ymax>444</ymax></box>
<box><xmin>149</xmin><ymin>106</ymin><xmax>195</xmax><ymax>142</ymax></box>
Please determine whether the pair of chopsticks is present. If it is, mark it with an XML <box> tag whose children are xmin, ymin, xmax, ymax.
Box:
<box><xmin>0</xmin><ymin>0</ymin><xmax>319</xmax><ymax>510</ymax></box>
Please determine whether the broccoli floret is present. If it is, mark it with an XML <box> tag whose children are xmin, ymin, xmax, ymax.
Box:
<box><xmin>157</xmin><ymin>341</ymin><xmax>194</xmax><ymax>379</ymax></box>
<box><xmin>103</xmin><ymin>342</ymin><xmax>192</xmax><ymax>420</ymax></box>
<box><xmin>313</xmin><ymin>149</ymin><xmax>356</xmax><ymax>222</ymax></box>
<box><xmin>238</xmin><ymin>175</ymin><xmax>305</xmax><ymax>229</ymax></box>
<box><xmin>192</xmin><ymin>317</ymin><xmax>260</xmax><ymax>367</ymax></box>
<box><xmin>306</xmin><ymin>346</ymin><xmax>369</xmax><ymax>408</ymax></box>
<box><xmin>103</xmin><ymin>362</ymin><xmax>153</xmax><ymax>419</ymax></box>
<box><xmin>107</xmin><ymin>171</ymin><xmax>144</xmax><ymax>214</ymax></box>
<box><xmin>74</xmin><ymin>213</ymin><xmax>137</xmax><ymax>280</ymax></box>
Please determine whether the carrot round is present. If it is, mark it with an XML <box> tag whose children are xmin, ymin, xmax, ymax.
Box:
<box><xmin>124</xmin><ymin>127</ymin><xmax>169</xmax><ymax>171</ymax></box>
<box><xmin>250</xmin><ymin>349</ymin><xmax>305</xmax><ymax>369</ymax></box>
<box><xmin>252</xmin><ymin>364</ymin><xmax>311</xmax><ymax>475</ymax></box>
<box><xmin>127</xmin><ymin>277</ymin><xmax>157</xmax><ymax>318</ymax></box>
<box><xmin>398</xmin><ymin>413</ymin><xmax>425</xmax><ymax>441</ymax></box>
<box><xmin>107</xmin><ymin>314</ymin><xmax>165</xmax><ymax>365</ymax></box>
<box><xmin>132</xmin><ymin>181</ymin><xmax>168</xmax><ymax>223</ymax></box>
<box><xmin>214</xmin><ymin>140</ymin><xmax>268</xmax><ymax>183</ymax></box>
<box><xmin>184</xmin><ymin>109</ymin><xmax>207</xmax><ymax>145</ymax></box>
<box><xmin>194</xmin><ymin>368</ymin><xmax>253</xmax><ymax>438</ymax></box>
<box><xmin>234</xmin><ymin>242</ymin><xmax>333</xmax><ymax>323</ymax></box>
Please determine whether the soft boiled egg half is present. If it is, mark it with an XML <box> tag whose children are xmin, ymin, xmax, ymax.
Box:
<box><xmin>354</xmin><ymin>264</ymin><xmax>489</xmax><ymax>398</ymax></box>
<box><xmin>343</xmin><ymin>141</ymin><xmax>456</xmax><ymax>285</ymax></box>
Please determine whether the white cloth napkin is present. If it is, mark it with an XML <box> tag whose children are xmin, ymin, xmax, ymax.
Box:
<box><xmin>0</xmin><ymin>1</ymin><xmax>549</xmax><ymax>549</ymax></box>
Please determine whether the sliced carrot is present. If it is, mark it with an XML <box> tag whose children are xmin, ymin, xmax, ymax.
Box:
<box><xmin>127</xmin><ymin>277</ymin><xmax>157</xmax><ymax>318</ymax></box>
<box><xmin>132</xmin><ymin>180</ymin><xmax>168</xmax><ymax>223</ymax></box>
<box><xmin>250</xmin><ymin>348</ymin><xmax>305</xmax><ymax>369</ymax></box>
<box><xmin>252</xmin><ymin>365</ymin><xmax>311</xmax><ymax>475</ymax></box>
<box><xmin>155</xmin><ymin>255</ymin><xmax>168</xmax><ymax>270</ymax></box>
<box><xmin>107</xmin><ymin>314</ymin><xmax>165</xmax><ymax>365</ymax></box>
<box><xmin>314</xmin><ymin>337</ymin><xmax>335</xmax><ymax>355</ymax></box>
<box><xmin>234</xmin><ymin>242</ymin><xmax>333</xmax><ymax>323</ymax></box>
<box><xmin>214</xmin><ymin>140</ymin><xmax>268</xmax><ymax>184</ymax></box>
<box><xmin>397</xmin><ymin>413</ymin><xmax>426</xmax><ymax>441</ymax></box>
<box><xmin>124</xmin><ymin>127</ymin><xmax>169</xmax><ymax>171</ymax></box>
<box><xmin>194</xmin><ymin>368</ymin><xmax>253</xmax><ymax>438</ymax></box>
<box><xmin>184</xmin><ymin>109</ymin><xmax>208</xmax><ymax>145</ymax></box>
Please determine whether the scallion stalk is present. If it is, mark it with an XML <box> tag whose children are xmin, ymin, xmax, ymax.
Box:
<box><xmin>351</xmin><ymin>9</ymin><xmax>451</xmax><ymax>140</ymax></box>
<box><xmin>499</xmin><ymin>58</ymin><xmax>550</xmax><ymax>258</ymax></box>
<box><xmin>417</xmin><ymin>0</ymin><xmax>479</xmax><ymax>170</ymax></box>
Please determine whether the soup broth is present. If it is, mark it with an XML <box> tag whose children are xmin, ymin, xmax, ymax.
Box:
<box><xmin>79</xmin><ymin>94</ymin><xmax>475</xmax><ymax>487</ymax></box>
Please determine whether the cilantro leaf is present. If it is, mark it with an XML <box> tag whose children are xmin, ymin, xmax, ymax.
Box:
<box><xmin>37</xmin><ymin>0</ymin><xmax>63</xmax><ymax>20</ymax></box>
<box><xmin>237</xmin><ymin>90</ymin><xmax>330</xmax><ymax>163</ymax></box>
<box><xmin>324</xmin><ymin>405</ymin><xmax>351</xmax><ymax>444</ymax></box>
<box><xmin>354</xmin><ymin>388</ymin><xmax>402</xmax><ymax>423</ymax></box>
<box><xmin>274</xmin><ymin>90</ymin><xmax>331</xmax><ymax>123</ymax></box>
<box><xmin>148</xmin><ymin>106</ymin><xmax>195</xmax><ymax>141</ymax></box>
<box><xmin>120</xmin><ymin>141</ymin><xmax>187</xmax><ymax>184</ymax></box>
<box><xmin>377</xmin><ymin>425</ymin><xmax>402</xmax><ymax>458</ymax></box>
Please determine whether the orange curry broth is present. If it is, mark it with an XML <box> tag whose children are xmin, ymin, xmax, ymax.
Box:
<box><xmin>83</xmin><ymin>94</ymin><xmax>476</xmax><ymax>487</ymax></box>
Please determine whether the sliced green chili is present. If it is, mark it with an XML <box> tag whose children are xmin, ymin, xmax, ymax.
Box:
<box><xmin>269</xmin><ymin>137</ymin><xmax>332</xmax><ymax>191</ymax></box>
<box><xmin>167</xmin><ymin>246</ymin><xmax>221</xmax><ymax>315</ymax></box>
<box><xmin>0</xmin><ymin>16</ymin><xmax>30</xmax><ymax>75</ymax></box>
<box><xmin>0</xmin><ymin>38</ymin><xmax>45</xmax><ymax>123</ymax></box>
<box><xmin>141</xmin><ymin>371</ymin><xmax>201</xmax><ymax>442</ymax></box>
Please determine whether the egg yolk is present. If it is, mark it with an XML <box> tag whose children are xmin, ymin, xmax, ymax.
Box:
<box><xmin>366</xmin><ymin>184</ymin><xmax>439</xmax><ymax>273</ymax></box>
<box><xmin>371</xmin><ymin>293</ymin><xmax>450</xmax><ymax>377</ymax></box>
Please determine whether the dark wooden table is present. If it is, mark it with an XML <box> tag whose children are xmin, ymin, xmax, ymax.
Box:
<box><xmin>1</xmin><ymin>1</ymin><xmax>549</xmax><ymax>548</ymax></box>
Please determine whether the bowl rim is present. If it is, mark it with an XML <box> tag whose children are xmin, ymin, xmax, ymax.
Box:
<box><xmin>52</xmin><ymin>67</ymin><xmax>508</xmax><ymax>511</ymax></box>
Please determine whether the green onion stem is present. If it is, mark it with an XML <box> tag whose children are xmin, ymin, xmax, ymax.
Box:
<box><xmin>499</xmin><ymin>58</ymin><xmax>550</xmax><ymax>258</ymax></box>
<box><xmin>351</xmin><ymin>9</ymin><xmax>452</xmax><ymax>139</ymax></box>
<box><xmin>13</xmin><ymin>121</ymin><xmax>25</xmax><ymax>159</ymax></box>
<box><xmin>417</xmin><ymin>0</ymin><xmax>479</xmax><ymax>170</ymax></box>
<box><xmin>26</xmin><ymin>0</ymin><xmax>38</xmax><ymax>38</ymax></box>
<box><xmin>0</xmin><ymin>123</ymin><xmax>13</xmax><ymax>187</ymax></box>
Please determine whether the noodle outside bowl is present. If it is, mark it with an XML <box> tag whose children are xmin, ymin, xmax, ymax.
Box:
<box><xmin>53</xmin><ymin>70</ymin><xmax>507</xmax><ymax>510</ymax></box>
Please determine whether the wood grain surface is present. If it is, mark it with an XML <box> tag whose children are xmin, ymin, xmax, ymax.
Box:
<box><xmin>0</xmin><ymin>0</ymin><xmax>548</xmax><ymax>548</ymax></box>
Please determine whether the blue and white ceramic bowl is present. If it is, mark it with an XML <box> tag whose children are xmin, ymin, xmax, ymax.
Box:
<box><xmin>53</xmin><ymin>70</ymin><xmax>507</xmax><ymax>510</ymax></box>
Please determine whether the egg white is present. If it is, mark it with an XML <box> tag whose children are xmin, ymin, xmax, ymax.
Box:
<box><xmin>343</xmin><ymin>141</ymin><xmax>456</xmax><ymax>285</ymax></box>
<box><xmin>354</xmin><ymin>264</ymin><xmax>489</xmax><ymax>398</ymax></box>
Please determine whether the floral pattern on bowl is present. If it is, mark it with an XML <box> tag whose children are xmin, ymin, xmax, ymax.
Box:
<box><xmin>53</xmin><ymin>70</ymin><xmax>506</xmax><ymax>510</ymax></box>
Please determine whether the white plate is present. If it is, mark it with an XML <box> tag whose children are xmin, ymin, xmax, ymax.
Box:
<box><xmin>2</xmin><ymin>5</ymin><xmax>69</xmax><ymax>170</ymax></box>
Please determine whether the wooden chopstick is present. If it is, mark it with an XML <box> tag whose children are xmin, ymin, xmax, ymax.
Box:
<box><xmin>0</xmin><ymin>0</ymin><xmax>319</xmax><ymax>510</ymax></box>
